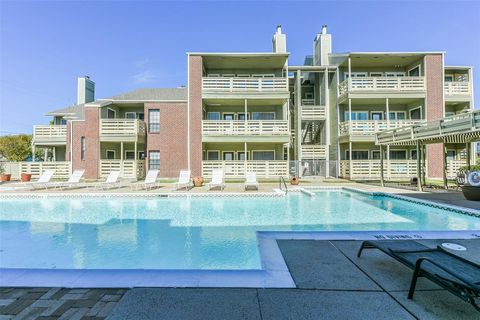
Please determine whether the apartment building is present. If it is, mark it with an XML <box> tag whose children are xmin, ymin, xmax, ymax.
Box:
<box><xmin>28</xmin><ymin>26</ymin><xmax>476</xmax><ymax>181</ymax></box>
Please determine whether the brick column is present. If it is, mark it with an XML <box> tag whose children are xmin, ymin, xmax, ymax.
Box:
<box><xmin>188</xmin><ymin>55</ymin><xmax>203</xmax><ymax>176</ymax></box>
<box><xmin>84</xmin><ymin>107</ymin><xmax>100</xmax><ymax>179</ymax></box>
<box><xmin>425</xmin><ymin>54</ymin><xmax>444</xmax><ymax>179</ymax></box>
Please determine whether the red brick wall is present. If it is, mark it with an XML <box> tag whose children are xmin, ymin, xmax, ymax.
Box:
<box><xmin>69</xmin><ymin>121</ymin><xmax>86</xmax><ymax>172</ymax></box>
<box><xmin>188</xmin><ymin>55</ymin><xmax>203</xmax><ymax>176</ymax></box>
<box><xmin>144</xmin><ymin>102</ymin><xmax>188</xmax><ymax>177</ymax></box>
<box><xmin>425</xmin><ymin>54</ymin><xmax>445</xmax><ymax>178</ymax></box>
<box><xmin>84</xmin><ymin>107</ymin><xmax>100</xmax><ymax>179</ymax></box>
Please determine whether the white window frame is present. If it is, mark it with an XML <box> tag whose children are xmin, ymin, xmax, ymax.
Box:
<box><xmin>206</xmin><ymin>112</ymin><xmax>220</xmax><ymax>120</ymax></box>
<box><xmin>407</xmin><ymin>65</ymin><xmax>421</xmax><ymax>77</ymax></box>
<box><xmin>222</xmin><ymin>74</ymin><xmax>235</xmax><ymax>77</ymax></box>
<box><xmin>369</xmin><ymin>72</ymin><xmax>384</xmax><ymax>77</ymax></box>
<box><xmin>237</xmin><ymin>151</ymin><xmax>250</xmax><ymax>161</ymax></box>
<box><xmin>207</xmin><ymin>73</ymin><xmax>220</xmax><ymax>77</ymax></box>
<box><xmin>370</xmin><ymin>111</ymin><xmax>384</xmax><ymax>121</ymax></box>
<box><xmin>345</xmin><ymin>149</ymin><xmax>369</xmax><ymax>160</ymax></box>
<box><xmin>388</xmin><ymin>111</ymin><xmax>407</xmax><ymax>120</ymax></box>
<box><xmin>371</xmin><ymin>150</ymin><xmax>381</xmax><ymax>160</ymax></box>
<box><xmin>107</xmin><ymin>108</ymin><xmax>116</xmax><ymax>119</ymax></box>
<box><xmin>222</xmin><ymin>113</ymin><xmax>235</xmax><ymax>121</ymax></box>
<box><xmin>409</xmin><ymin>107</ymin><xmax>422</xmax><ymax>120</ymax></box>
<box><xmin>106</xmin><ymin>150</ymin><xmax>116</xmax><ymax>159</ymax></box>
<box><xmin>446</xmin><ymin>149</ymin><xmax>456</xmax><ymax>160</ymax></box>
<box><xmin>252</xmin><ymin>150</ymin><xmax>276</xmax><ymax>161</ymax></box>
<box><xmin>138</xmin><ymin>151</ymin><xmax>145</xmax><ymax>160</ymax></box>
<box><xmin>124</xmin><ymin>150</ymin><xmax>135</xmax><ymax>160</ymax></box>
<box><xmin>444</xmin><ymin>75</ymin><xmax>454</xmax><ymax>82</ymax></box>
<box><xmin>206</xmin><ymin>150</ymin><xmax>220</xmax><ymax>161</ymax></box>
<box><xmin>237</xmin><ymin>74</ymin><xmax>251</xmax><ymax>77</ymax></box>
<box><xmin>410</xmin><ymin>149</ymin><xmax>417</xmax><ymax>160</ymax></box>
<box><xmin>344</xmin><ymin>72</ymin><xmax>368</xmax><ymax>80</ymax></box>
<box><xmin>345</xmin><ymin>110</ymin><xmax>369</xmax><ymax>121</ymax></box>
<box><xmin>389</xmin><ymin>149</ymin><xmax>408</xmax><ymax>160</ymax></box>
<box><xmin>236</xmin><ymin>112</ymin><xmax>250</xmax><ymax>120</ymax></box>
<box><xmin>222</xmin><ymin>151</ymin><xmax>235</xmax><ymax>161</ymax></box>
<box><xmin>125</xmin><ymin>112</ymin><xmax>137</xmax><ymax>119</ymax></box>
<box><xmin>385</xmin><ymin>72</ymin><xmax>405</xmax><ymax>77</ymax></box>
<box><xmin>252</xmin><ymin>112</ymin><xmax>276</xmax><ymax>120</ymax></box>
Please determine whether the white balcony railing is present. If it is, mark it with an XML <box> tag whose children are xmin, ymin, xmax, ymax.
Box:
<box><xmin>2</xmin><ymin>161</ymin><xmax>71</xmax><ymax>180</ymax></box>
<box><xmin>444</xmin><ymin>81</ymin><xmax>471</xmax><ymax>95</ymax></box>
<box><xmin>301</xmin><ymin>105</ymin><xmax>326</xmax><ymax>120</ymax></box>
<box><xmin>340</xmin><ymin>160</ymin><xmax>417</xmax><ymax>180</ymax></box>
<box><xmin>301</xmin><ymin>145</ymin><xmax>327</xmax><ymax>159</ymax></box>
<box><xmin>100</xmin><ymin>119</ymin><xmax>146</xmax><ymax>137</ymax></box>
<box><xmin>202</xmin><ymin>77</ymin><xmax>288</xmax><ymax>93</ymax></box>
<box><xmin>100</xmin><ymin>160</ymin><xmax>145</xmax><ymax>179</ymax></box>
<box><xmin>33</xmin><ymin>125</ymin><xmax>67</xmax><ymax>143</ymax></box>
<box><xmin>338</xmin><ymin>77</ymin><xmax>426</xmax><ymax>96</ymax></box>
<box><xmin>339</xmin><ymin>120</ymin><xmax>424</xmax><ymax>136</ymax></box>
<box><xmin>202</xmin><ymin>120</ymin><xmax>289</xmax><ymax>136</ymax></box>
<box><xmin>202</xmin><ymin>160</ymin><xmax>288</xmax><ymax>178</ymax></box>
<box><xmin>301</xmin><ymin>98</ymin><xmax>315</xmax><ymax>105</ymax></box>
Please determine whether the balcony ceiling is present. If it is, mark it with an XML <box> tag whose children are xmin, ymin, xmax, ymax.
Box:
<box><xmin>339</xmin><ymin>53</ymin><xmax>428</xmax><ymax>68</ymax></box>
<box><xmin>201</xmin><ymin>53</ymin><xmax>288</xmax><ymax>70</ymax></box>
<box><xmin>203</xmin><ymin>98</ymin><xmax>285</xmax><ymax>107</ymax></box>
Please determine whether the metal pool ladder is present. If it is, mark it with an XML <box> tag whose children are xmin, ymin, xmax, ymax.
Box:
<box><xmin>279</xmin><ymin>176</ymin><xmax>288</xmax><ymax>194</ymax></box>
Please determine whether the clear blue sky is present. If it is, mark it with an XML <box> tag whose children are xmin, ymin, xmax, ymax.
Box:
<box><xmin>1</xmin><ymin>0</ymin><xmax>479</xmax><ymax>134</ymax></box>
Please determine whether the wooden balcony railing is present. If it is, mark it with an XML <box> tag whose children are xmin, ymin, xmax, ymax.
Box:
<box><xmin>339</xmin><ymin>120</ymin><xmax>424</xmax><ymax>136</ymax></box>
<box><xmin>444</xmin><ymin>81</ymin><xmax>471</xmax><ymax>95</ymax></box>
<box><xmin>33</xmin><ymin>125</ymin><xmax>67</xmax><ymax>144</ymax></box>
<box><xmin>300</xmin><ymin>145</ymin><xmax>327</xmax><ymax>159</ymax></box>
<box><xmin>202</xmin><ymin>160</ymin><xmax>288</xmax><ymax>178</ymax></box>
<box><xmin>99</xmin><ymin>160</ymin><xmax>145</xmax><ymax>179</ymax></box>
<box><xmin>338</xmin><ymin>76</ymin><xmax>426</xmax><ymax>96</ymax></box>
<box><xmin>100</xmin><ymin>119</ymin><xmax>146</xmax><ymax>138</ymax></box>
<box><xmin>202</xmin><ymin>77</ymin><xmax>288</xmax><ymax>92</ymax></box>
<box><xmin>301</xmin><ymin>105</ymin><xmax>326</xmax><ymax>120</ymax></box>
<box><xmin>2</xmin><ymin>161</ymin><xmax>71</xmax><ymax>179</ymax></box>
<box><xmin>202</xmin><ymin>120</ymin><xmax>289</xmax><ymax>136</ymax></box>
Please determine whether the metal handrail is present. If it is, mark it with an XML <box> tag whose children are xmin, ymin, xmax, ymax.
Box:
<box><xmin>279</xmin><ymin>176</ymin><xmax>288</xmax><ymax>194</ymax></box>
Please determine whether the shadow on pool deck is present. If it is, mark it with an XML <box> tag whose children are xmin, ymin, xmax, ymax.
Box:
<box><xmin>105</xmin><ymin>239</ymin><xmax>480</xmax><ymax>320</ymax></box>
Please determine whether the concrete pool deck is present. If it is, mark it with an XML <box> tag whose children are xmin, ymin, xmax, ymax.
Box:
<box><xmin>1</xmin><ymin>239</ymin><xmax>478</xmax><ymax>319</ymax></box>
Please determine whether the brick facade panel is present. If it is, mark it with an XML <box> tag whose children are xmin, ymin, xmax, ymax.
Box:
<box><xmin>188</xmin><ymin>55</ymin><xmax>203</xmax><ymax>176</ymax></box>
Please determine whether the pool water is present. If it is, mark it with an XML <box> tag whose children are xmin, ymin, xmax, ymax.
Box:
<box><xmin>1</xmin><ymin>191</ymin><xmax>479</xmax><ymax>270</ymax></box>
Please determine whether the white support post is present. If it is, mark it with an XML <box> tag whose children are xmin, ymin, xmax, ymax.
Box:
<box><xmin>416</xmin><ymin>142</ymin><xmax>423</xmax><ymax>192</ymax></box>
<box><xmin>134</xmin><ymin>141</ymin><xmax>138</xmax><ymax>179</ymax></box>
<box><xmin>380</xmin><ymin>145</ymin><xmax>385</xmax><ymax>187</ymax></box>
<box><xmin>32</xmin><ymin>144</ymin><xmax>36</xmax><ymax>162</ymax></box>
<box><xmin>120</xmin><ymin>142</ymin><xmax>124</xmax><ymax>177</ymax></box>
<box><xmin>349</xmin><ymin>141</ymin><xmax>353</xmax><ymax>180</ymax></box>
<box><xmin>44</xmin><ymin>148</ymin><xmax>48</xmax><ymax>162</ymax></box>
<box><xmin>324</xmin><ymin>69</ymin><xmax>330</xmax><ymax>178</ymax></box>
<box><xmin>244</xmin><ymin>142</ymin><xmax>247</xmax><ymax>176</ymax></box>
<box><xmin>443</xmin><ymin>143</ymin><xmax>448</xmax><ymax>189</ymax></box>
<box><xmin>53</xmin><ymin>147</ymin><xmax>56</xmax><ymax>162</ymax></box>
<box><xmin>385</xmin><ymin>98</ymin><xmax>390</xmax><ymax>129</ymax></box>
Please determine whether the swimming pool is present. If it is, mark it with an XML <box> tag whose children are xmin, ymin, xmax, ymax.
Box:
<box><xmin>1</xmin><ymin>190</ymin><xmax>479</xmax><ymax>270</ymax></box>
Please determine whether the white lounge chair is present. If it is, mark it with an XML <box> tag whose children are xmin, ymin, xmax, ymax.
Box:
<box><xmin>207</xmin><ymin>169</ymin><xmax>225</xmax><ymax>191</ymax></box>
<box><xmin>136</xmin><ymin>169</ymin><xmax>160</xmax><ymax>190</ymax></box>
<box><xmin>244</xmin><ymin>172</ymin><xmax>259</xmax><ymax>191</ymax></box>
<box><xmin>94</xmin><ymin>171</ymin><xmax>121</xmax><ymax>190</ymax></box>
<box><xmin>52</xmin><ymin>169</ymin><xmax>85</xmax><ymax>189</ymax></box>
<box><xmin>173</xmin><ymin>170</ymin><xmax>193</xmax><ymax>191</ymax></box>
<box><xmin>28</xmin><ymin>170</ymin><xmax>55</xmax><ymax>190</ymax></box>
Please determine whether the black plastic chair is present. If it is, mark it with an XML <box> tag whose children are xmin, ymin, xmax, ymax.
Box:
<box><xmin>357</xmin><ymin>240</ymin><xmax>480</xmax><ymax>312</ymax></box>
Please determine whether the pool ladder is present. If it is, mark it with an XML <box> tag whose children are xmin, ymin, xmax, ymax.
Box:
<box><xmin>279</xmin><ymin>177</ymin><xmax>288</xmax><ymax>194</ymax></box>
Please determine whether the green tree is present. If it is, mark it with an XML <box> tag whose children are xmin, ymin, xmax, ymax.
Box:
<box><xmin>0</xmin><ymin>134</ymin><xmax>33</xmax><ymax>161</ymax></box>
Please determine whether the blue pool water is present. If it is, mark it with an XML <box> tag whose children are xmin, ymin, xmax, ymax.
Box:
<box><xmin>1</xmin><ymin>191</ymin><xmax>479</xmax><ymax>270</ymax></box>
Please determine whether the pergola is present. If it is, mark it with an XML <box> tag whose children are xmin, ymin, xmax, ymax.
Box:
<box><xmin>376</xmin><ymin>110</ymin><xmax>480</xmax><ymax>191</ymax></box>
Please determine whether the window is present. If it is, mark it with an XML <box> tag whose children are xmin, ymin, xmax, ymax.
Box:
<box><xmin>447</xmin><ymin>150</ymin><xmax>456</xmax><ymax>160</ymax></box>
<box><xmin>149</xmin><ymin>109</ymin><xmax>160</xmax><ymax>133</ymax></box>
<box><xmin>252</xmin><ymin>151</ymin><xmax>275</xmax><ymax>160</ymax></box>
<box><xmin>252</xmin><ymin>112</ymin><xmax>275</xmax><ymax>120</ymax></box>
<box><xmin>388</xmin><ymin>112</ymin><xmax>406</xmax><ymax>120</ymax></box>
<box><xmin>389</xmin><ymin>150</ymin><xmax>407</xmax><ymax>160</ymax></box>
<box><xmin>344</xmin><ymin>111</ymin><xmax>368</xmax><ymax>121</ymax></box>
<box><xmin>138</xmin><ymin>151</ymin><xmax>145</xmax><ymax>160</ymax></box>
<box><xmin>148</xmin><ymin>151</ymin><xmax>160</xmax><ymax>170</ymax></box>
<box><xmin>222</xmin><ymin>113</ymin><xmax>234</xmax><ymax>121</ymax></box>
<box><xmin>410</xmin><ymin>150</ymin><xmax>417</xmax><ymax>160</ymax></box>
<box><xmin>207</xmin><ymin>151</ymin><xmax>219</xmax><ymax>160</ymax></box>
<box><xmin>106</xmin><ymin>150</ymin><xmax>116</xmax><ymax>160</ymax></box>
<box><xmin>444</xmin><ymin>75</ymin><xmax>454</xmax><ymax>82</ymax></box>
<box><xmin>408</xmin><ymin>66</ymin><xmax>420</xmax><ymax>77</ymax></box>
<box><xmin>125</xmin><ymin>112</ymin><xmax>136</xmax><ymax>119</ymax></box>
<box><xmin>369</xmin><ymin>72</ymin><xmax>383</xmax><ymax>77</ymax></box>
<box><xmin>371</xmin><ymin>112</ymin><xmax>383</xmax><ymax>121</ymax></box>
<box><xmin>305</xmin><ymin>92</ymin><xmax>314</xmax><ymax>99</ymax></box>
<box><xmin>237</xmin><ymin>113</ymin><xmax>249</xmax><ymax>120</ymax></box>
<box><xmin>222</xmin><ymin>152</ymin><xmax>235</xmax><ymax>161</ymax></box>
<box><xmin>107</xmin><ymin>108</ymin><xmax>116</xmax><ymax>119</ymax></box>
<box><xmin>60</xmin><ymin>118</ymin><xmax>67</xmax><ymax>125</ymax></box>
<box><xmin>371</xmin><ymin>150</ymin><xmax>381</xmax><ymax>160</ymax></box>
<box><xmin>345</xmin><ymin>150</ymin><xmax>369</xmax><ymax>160</ymax></box>
<box><xmin>457</xmin><ymin>75</ymin><xmax>468</xmax><ymax>82</ymax></box>
<box><xmin>206</xmin><ymin>112</ymin><xmax>220</xmax><ymax>120</ymax></box>
<box><xmin>80</xmin><ymin>137</ymin><xmax>85</xmax><ymax>161</ymax></box>
<box><xmin>125</xmin><ymin>151</ymin><xmax>135</xmax><ymax>160</ymax></box>
<box><xmin>385</xmin><ymin>72</ymin><xmax>405</xmax><ymax>77</ymax></box>
<box><xmin>410</xmin><ymin>107</ymin><xmax>422</xmax><ymax>120</ymax></box>
<box><xmin>238</xmin><ymin>151</ymin><xmax>249</xmax><ymax>161</ymax></box>
<box><xmin>344</xmin><ymin>72</ymin><xmax>367</xmax><ymax>79</ymax></box>
<box><xmin>138</xmin><ymin>113</ymin><xmax>145</xmax><ymax>121</ymax></box>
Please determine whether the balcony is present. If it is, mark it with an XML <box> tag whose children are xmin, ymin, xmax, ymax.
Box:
<box><xmin>340</xmin><ymin>159</ymin><xmax>467</xmax><ymax>180</ymax></box>
<box><xmin>100</xmin><ymin>160</ymin><xmax>145</xmax><ymax>179</ymax></box>
<box><xmin>202</xmin><ymin>120</ymin><xmax>290</xmax><ymax>142</ymax></box>
<box><xmin>202</xmin><ymin>160</ymin><xmax>288</xmax><ymax>179</ymax></box>
<box><xmin>301</xmin><ymin>105</ymin><xmax>326</xmax><ymax>121</ymax></box>
<box><xmin>444</xmin><ymin>81</ymin><xmax>471</xmax><ymax>99</ymax></box>
<box><xmin>339</xmin><ymin>120</ymin><xmax>424</xmax><ymax>136</ymax></box>
<box><xmin>32</xmin><ymin>125</ymin><xmax>67</xmax><ymax>145</ymax></box>
<box><xmin>202</xmin><ymin>77</ymin><xmax>288</xmax><ymax>94</ymax></box>
<box><xmin>300</xmin><ymin>145</ymin><xmax>327</xmax><ymax>159</ymax></box>
<box><xmin>338</xmin><ymin>77</ymin><xmax>426</xmax><ymax>97</ymax></box>
<box><xmin>99</xmin><ymin>119</ymin><xmax>146</xmax><ymax>142</ymax></box>
<box><xmin>3</xmin><ymin>161</ymin><xmax>71</xmax><ymax>180</ymax></box>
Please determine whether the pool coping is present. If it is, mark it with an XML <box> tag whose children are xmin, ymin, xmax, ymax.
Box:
<box><xmin>1</xmin><ymin>188</ymin><xmax>479</xmax><ymax>288</ymax></box>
